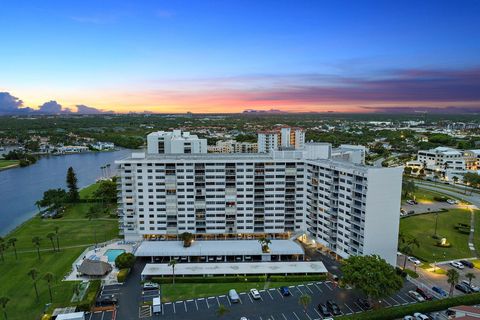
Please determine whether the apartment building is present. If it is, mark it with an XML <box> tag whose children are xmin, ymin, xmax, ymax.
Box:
<box><xmin>258</xmin><ymin>127</ymin><xmax>305</xmax><ymax>153</ymax></box>
<box><xmin>147</xmin><ymin>130</ymin><xmax>207</xmax><ymax>154</ymax></box>
<box><xmin>116</xmin><ymin>131</ymin><xmax>402</xmax><ymax>265</ymax></box>
<box><xmin>207</xmin><ymin>140</ymin><xmax>258</xmax><ymax>153</ymax></box>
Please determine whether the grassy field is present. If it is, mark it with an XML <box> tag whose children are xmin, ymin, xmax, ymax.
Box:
<box><xmin>399</xmin><ymin>208</ymin><xmax>475</xmax><ymax>262</ymax></box>
<box><xmin>0</xmin><ymin>159</ymin><xmax>19</xmax><ymax>169</ymax></box>
<box><xmin>160</xmin><ymin>281</ymin><xmax>308</xmax><ymax>302</ymax></box>
<box><xmin>0</xmin><ymin>187</ymin><xmax>118</xmax><ymax>320</ymax></box>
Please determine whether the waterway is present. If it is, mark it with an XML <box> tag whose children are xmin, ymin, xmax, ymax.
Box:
<box><xmin>0</xmin><ymin>149</ymin><xmax>132</xmax><ymax>235</ymax></box>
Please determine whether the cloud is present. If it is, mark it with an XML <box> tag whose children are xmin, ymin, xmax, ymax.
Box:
<box><xmin>0</xmin><ymin>92</ymin><xmax>33</xmax><ymax>114</ymax></box>
<box><xmin>76</xmin><ymin>104</ymin><xmax>112</xmax><ymax>114</ymax></box>
<box><xmin>38</xmin><ymin>100</ymin><xmax>71</xmax><ymax>114</ymax></box>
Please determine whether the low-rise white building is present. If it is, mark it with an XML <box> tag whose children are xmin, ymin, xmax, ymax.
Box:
<box><xmin>147</xmin><ymin>130</ymin><xmax>207</xmax><ymax>154</ymax></box>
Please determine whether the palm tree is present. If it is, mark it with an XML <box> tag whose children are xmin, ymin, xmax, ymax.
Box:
<box><xmin>43</xmin><ymin>272</ymin><xmax>55</xmax><ymax>302</ymax></box>
<box><xmin>447</xmin><ymin>268</ymin><xmax>460</xmax><ymax>297</ymax></box>
<box><xmin>168</xmin><ymin>259</ymin><xmax>177</xmax><ymax>285</ymax></box>
<box><xmin>32</xmin><ymin>236</ymin><xmax>41</xmax><ymax>260</ymax></box>
<box><xmin>298</xmin><ymin>293</ymin><xmax>312</xmax><ymax>312</ymax></box>
<box><xmin>216</xmin><ymin>304</ymin><xmax>230</xmax><ymax>318</ymax></box>
<box><xmin>466</xmin><ymin>272</ymin><xmax>476</xmax><ymax>286</ymax></box>
<box><xmin>0</xmin><ymin>296</ymin><xmax>9</xmax><ymax>320</ymax></box>
<box><xmin>54</xmin><ymin>226</ymin><xmax>60</xmax><ymax>251</ymax></box>
<box><xmin>0</xmin><ymin>238</ymin><xmax>7</xmax><ymax>262</ymax></box>
<box><xmin>7</xmin><ymin>238</ymin><xmax>17</xmax><ymax>260</ymax></box>
<box><xmin>47</xmin><ymin>233</ymin><xmax>56</xmax><ymax>252</ymax></box>
<box><xmin>399</xmin><ymin>237</ymin><xmax>420</xmax><ymax>270</ymax></box>
<box><xmin>453</xmin><ymin>176</ymin><xmax>459</xmax><ymax>185</ymax></box>
<box><xmin>258</xmin><ymin>237</ymin><xmax>271</xmax><ymax>253</ymax></box>
<box><xmin>27</xmin><ymin>268</ymin><xmax>40</xmax><ymax>300</ymax></box>
<box><xmin>86</xmin><ymin>206</ymin><xmax>100</xmax><ymax>245</ymax></box>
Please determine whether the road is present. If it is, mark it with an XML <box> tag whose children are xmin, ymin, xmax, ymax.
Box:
<box><xmin>415</xmin><ymin>182</ymin><xmax>480</xmax><ymax>208</ymax></box>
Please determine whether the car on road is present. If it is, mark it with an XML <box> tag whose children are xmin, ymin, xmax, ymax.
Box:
<box><xmin>229</xmin><ymin>289</ymin><xmax>241</xmax><ymax>303</ymax></box>
<box><xmin>447</xmin><ymin>199</ymin><xmax>458</xmax><ymax>205</ymax></box>
<box><xmin>279</xmin><ymin>286</ymin><xmax>291</xmax><ymax>296</ymax></box>
<box><xmin>450</xmin><ymin>261</ymin><xmax>465</xmax><ymax>269</ymax></box>
<box><xmin>413</xmin><ymin>313</ymin><xmax>429</xmax><ymax>320</ymax></box>
<box><xmin>250</xmin><ymin>288</ymin><xmax>261</xmax><ymax>299</ymax></box>
<box><xmin>406</xmin><ymin>200</ymin><xmax>417</xmax><ymax>205</ymax></box>
<box><xmin>317</xmin><ymin>303</ymin><xmax>331</xmax><ymax>316</ymax></box>
<box><xmin>326</xmin><ymin>300</ymin><xmax>342</xmax><ymax>315</ymax></box>
<box><xmin>455</xmin><ymin>283</ymin><xmax>472</xmax><ymax>294</ymax></box>
<box><xmin>462</xmin><ymin>280</ymin><xmax>480</xmax><ymax>292</ymax></box>
<box><xmin>408</xmin><ymin>290</ymin><xmax>425</xmax><ymax>302</ymax></box>
<box><xmin>408</xmin><ymin>256</ymin><xmax>422</xmax><ymax>265</ymax></box>
<box><xmin>356</xmin><ymin>298</ymin><xmax>372</xmax><ymax>310</ymax></box>
<box><xmin>416</xmin><ymin>287</ymin><xmax>433</xmax><ymax>300</ymax></box>
<box><xmin>460</xmin><ymin>260</ymin><xmax>474</xmax><ymax>268</ymax></box>
<box><xmin>142</xmin><ymin>282</ymin><xmax>159</xmax><ymax>290</ymax></box>
<box><xmin>432</xmin><ymin>286</ymin><xmax>448</xmax><ymax>297</ymax></box>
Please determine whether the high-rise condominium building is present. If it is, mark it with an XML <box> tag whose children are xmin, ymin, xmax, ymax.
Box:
<box><xmin>116</xmin><ymin>131</ymin><xmax>402</xmax><ymax>265</ymax></box>
<box><xmin>258</xmin><ymin>127</ymin><xmax>305</xmax><ymax>153</ymax></box>
<box><xmin>147</xmin><ymin>130</ymin><xmax>207</xmax><ymax>154</ymax></box>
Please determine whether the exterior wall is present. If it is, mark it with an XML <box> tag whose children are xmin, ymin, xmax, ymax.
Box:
<box><xmin>147</xmin><ymin>131</ymin><xmax>207</xmax><ymax>154</ymax></box>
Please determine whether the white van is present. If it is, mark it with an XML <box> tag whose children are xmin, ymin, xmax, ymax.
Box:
<box><xmin>228</xmin><ymin>289</ymin><xmax>240</xmax><ymax>303</ymax></box>
<box><xmin>153</xmin><ymin>297</ymin><xmax>161</xmax><ymax>314</ymax></box>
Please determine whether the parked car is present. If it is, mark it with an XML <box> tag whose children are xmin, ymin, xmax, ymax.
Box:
<box><xmin>250</xmin><ymin>288</ymin><xmax>261</xmax><ymax>299</ymax></box>
<box><xmin>406</xmin><ymin>200</ymin><xmax>416</xmax><ymax>205</ymax></box>
<box><xmin>229</xmin><ymin>289</ymin><xmax>240</xmax><ymax>303</ymax></box>
<box><xmin>416</xmin><ymin>287</ymin><xmax>433</xmax><ymax>300</ymax></box>
<box><xmin>432</xmin><ymin>286</ymin><xmax>448</xmax><ymax>297</ymax></box>
<box><xmin>317</xmin><ymin>303</ymin><xmax>331</xmax><ymax>316</ymax></box>
<box><xmin>403</xmin><ymin>316</ymin><xmax>415</xmax><ymax>320</ymax></box>
<box><xmin>408</xmin><ymin>290</ymin><xmax>425</xmax><ymax>302</ymax></box>
<box><xmin>326</xmin><ymin>300</ymin><xmax>341</xmax><ymax>315</ymax></box>
<box><xmin>356</xmin><ymin>298</ymin><xmax>372</xmax><ymax>310</ymax></box>
<box><xmin>413</xmin><ymin>313</ymin><xmax>429</xmax><ymax>320</ymax></box>
<box><xmin>462</xmin><ymin>280</ymin><xmax>480</xmax><ymax>292</ymax></box>
<box><xmin>96</xmin><ymin>295</ymin><xmax>118</xmax><ymax>306</ymax></box>
<box><xmin>143</xmin><ymin>282</ymin><xmax>159</xmax><ymax>290</ymax></box>
<box><xmin>455</xmin><ymin>283</ymin><xmax>472</xmax><ymax>294</ymax></box>
<box><xmin>447</xmin><ymin>199</ymin><xmax>458</xmax><ymax>205</ymax></box>
<box><xmin>460</xmin><ymin>260</ymin><xmax>474</xmax><ymax>268</ymax></box>
<box><xmin>450</xmin><ymin>261</ymin><xmax>465</xmax><ymax>269</ymax></box>
<box><xmin>279</xmin><ymin>286</ymin><xmax>291</xmax><ymax>296</ymax></box>
<box><xmin>408</xmin><ymin>256</ymin><xmax>422</xmax><ymax>265</ymax></box>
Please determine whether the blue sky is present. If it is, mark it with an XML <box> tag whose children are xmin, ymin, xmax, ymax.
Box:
<box><xmin>0</xmin><ymin>0</ymin><xmax>479</xmax><ymax>113</ymax></box>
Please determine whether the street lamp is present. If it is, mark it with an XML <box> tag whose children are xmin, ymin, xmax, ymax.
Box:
<box><xmin>433</xmin><ymin>253</ymin><xmax>436</xmax><ymax>272</ymax></box>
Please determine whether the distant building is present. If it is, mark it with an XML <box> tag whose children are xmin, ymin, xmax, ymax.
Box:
<box><xmin>55</xmin><ymin>146</ymin><xmax>89</xmax><ymax>154</ymax></box>
<box><xmin>258</xmin><ymin>127</ymin><xmax>305</xmax><ymax>153</ymax></box>
<box><xmin>147</xmin><ymin>130</ymin><xmax>207</xmax><ymax>154</ymax></box>
<box><xmin>91</xmin><ymin>141</ymin><xmax>115</xmax><ymax>150</ymax></box>
<box><xmin>208</xmin><ymin>140</ymin><xmax>258</xmax><ymax>153</ymax></box>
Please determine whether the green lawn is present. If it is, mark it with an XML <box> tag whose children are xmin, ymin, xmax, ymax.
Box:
<box><xmin>0</xmin><ymin>159</ymin><xmax>19</xmax><ymax>169</ymax></box>
<box><xmin>399</xmin><ymin>209</ymin><xmax>475</xmax><ymax>262</ymax></box>
<box><xmin>160</xmin><ymin>281</ymin><xmax>309</xmax><ymax>302</ymax></box>
<box><xmin>79</xmin><ymin>182</ymin><xmax>102</xmax><ymax>199</ymax></box>
<box><xmin>0</xmin><ymin>200</ymin><xmax>118</xmax><ymax>320</ymax></box>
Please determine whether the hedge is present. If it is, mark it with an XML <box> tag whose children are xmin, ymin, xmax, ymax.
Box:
<box><xmin>338</xmin><ymin>292</ymin><xmax>480</xmax><ymax>320</ymax></box>
<box><xmin>151</xmin><ymin>274</ymin><xmax>327</xmax><ymax>284</ymax></box>
<box><xmin>76</xmin><ymin>280</ymin><xmax>101</xmax><ymax>311</ymax></box>
<box><xmin>117</xmin><ymin>268</ymin><xmax>130</xmax><ymax>282</ymax></box>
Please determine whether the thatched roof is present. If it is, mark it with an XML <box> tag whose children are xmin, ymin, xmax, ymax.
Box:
<box><xmin>78</xmin><ymin>259</ymin><xmax>112</xmax><ymax>276</ymax></box>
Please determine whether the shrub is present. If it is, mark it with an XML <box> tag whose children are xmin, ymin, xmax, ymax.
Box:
<box><xmin>76</xmin><ymin>280</ymin><xmax>101</xmax><ymax>311</ymax></box>
<box><xmin>117</xmin><ymin>268</ymin><xmax>130</xmax><ymax>282</ymax></box>
<box><xmin>433</xmin><ymin>196</ymin><xmax>448</xmax><ymax>202</ymax></box>
<box><xmin>115</xmin><ymin>252</ymin><xmax>136</xmax><ymax>269</ymax></box>
<box><xmin>404</xmin><ymin>269</ymin><xmax>419</xmax><ymax>279</ymax></box>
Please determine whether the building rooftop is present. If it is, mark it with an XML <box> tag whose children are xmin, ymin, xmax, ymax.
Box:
<box><xmin>141</xmin><ymin>261</ymin><xmax>327</xmax><ymax>276</ymax></box>
<box><xmin>135</xmin><ymin>240</ymin><xmax>304</xmax><ymax>257</ymax></box>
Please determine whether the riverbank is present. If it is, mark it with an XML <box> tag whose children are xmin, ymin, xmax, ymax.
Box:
<box><xmin>0</xmin><ymin>159</ymin><xmax>19</xmax><ymax>170</ymax></box>
<box><xmin>0</xmin><ymin>182</ymin><xmax>119</xmax><ymax>320</ymax></box>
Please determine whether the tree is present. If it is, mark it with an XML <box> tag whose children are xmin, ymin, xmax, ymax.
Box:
<box><xmin>0</xmin><ymin>296</ymin><xmax>9</xmax><ymax>320</ymax></box>
<box><xmin>114</xmin><ymin>252</ymin><xmax>136</xmax><ymax>269</ymax></box>
<box><xmin>452</xmin><ymin>176</ymin><xmax>459</xmax><ymax>185</ymax></box>
<box><xmin>37</xmin><ymin>188</ymin><xmax>68</xmax><ymax>210</ymax></box>
<box><xmin>32</xmin><ymin>236</ymin><xmax>41</xmax><ymax>260</ymax></box>
<box><xmin>7</xmin><ymin>238</ymin><xmax>17</xmax><ymax>260</ymax></box>
<box><xmin>27</xmin><ymin>268</ymin><xmax>40</xmax><ymax>300</ymax></box>
<box><xmin>66</xmin><ymin>167</ymin><xmax>79</xmax><ymax>202</ymax></box>
<box><xmin>298</xmin><ymin>294</ymin><xmax>312</xmax><ymax>312</ymax></box>
<box><xmin>258</xmin><ymin>237</ymin><xmax>271</xmax><ymax>253</ymax></box>
<box><xmin>466</xmin><ymin>272</ymin><xmax>476</xmax><ymax>286</ymax></box>
<box><xmin>168</xmin><ymin>259</ymin><xmax>177</xmax><ymax>285</ymax></box>
<box><xmin>180</xmin><ymin>232</ymin><xmax>194</xmax><ymax>248</ymax></box>
<box><xmin>85</xmin><ymin>206</ymin><xmax>100</xmax><ymax>245</ymax></box>
<box><xmin>93</xmin><ymin>179</ymin><xmax>117</xmax><ymax>204</ymax></box>
<box><xmin>47</xmin><ymin>232</ymin><xmax>57</xmax><ymax>252</ymax></box>
<box><xmin>54</xmin><ymin>226</ymin><xmax>60</xmax><ymax>251</ymax></box>
<box><xmin>0</xmin><ymin>240</ymin><xmax>7</xmax><ymax>262</ymax></box>
<box><xmin>399</xmin><ymin>236</ymin><xmax>420</xmax><ymax>270</ymax></box>
<box><xmin>447</xmin><ymin>268</ymin><xmax>459</xmax><ymax>297</ymax></box>
<box><xmin>216</xmin><ymin>304</ymin><xmax>230</xmax><ymax>318</ymax></box>
<box><xmin>43</xmin><ymin>272</ymin><xmax>55</xmax><ymax>302</ymax></box>
<box><xmin>341</xmin><ymin>255</ymin><xmax>403</xmax><ymax>301</ymax></box>
<box><xmin>402</xmin><ymin>179</ymin><xmax>416</xmax><ymax>198</ymax></box>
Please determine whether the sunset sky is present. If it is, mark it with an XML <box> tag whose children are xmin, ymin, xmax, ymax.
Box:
<box><xmin>1</xmin><ymin>0</ymin><xmax>479</xmax><ymax>114</ymax></box>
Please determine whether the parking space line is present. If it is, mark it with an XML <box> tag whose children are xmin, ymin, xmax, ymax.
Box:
<box><xmin>184</xmin><ymin>301</ymin><xmax>187</xmax><ymax>312</ymax></box>
<box><xmin>305</xmin><ymin>312</ymin><xmax>312</xmax><ymax>320</ymax></box>
<box><xmin>173</xmin><ymin>302</ymin><xmax>176</xmax><ymax>314</ymax></box>
<box><xmin>206</xmin><ymin>298</ymin><xmax>210</xmax><ymax>309</ymax></box>
<box><xmin>248</xmin><ymin>293</ymin><xmax>253</xmax><ymax>303</ymax></box>
<box><xmin>388</xmin><ymin>296</ymin><xmax>399</xmax><ymax>305</ymax></box>
<box><xmin>195</xmin><ymin>299</ymin><xmax>198</xmax><ymax>310</ymax></box>
<box><xmin>396</xmin><ymin>294</ymin><xmax>408</xmax><ymax>304</ymax></box>
<box><xmin>344</xmin><ymin>303</ymin><xmax>354</xmax><ymax>314</ymax></box>
<box><xmin>314</xmin><ymin>283</ymin><xmax>323</xmax><ymax>293</ymax></box>
<box><xmin>305</xmin><ymin>284</ymin><xmax>314</xmax><ymax>294</ymax></box>
<box><xmin>353</xmin><ymin>301</ymin><xmax>363</xmax><ymax>312</ymax></box>
<box><xmin>162</xmin><ymin>304</ymin><xmax>165</xmax><ymax>315</ymax></box>
<box><xmin>296</xmin><ymin>286</ymin><xmax>303</xmax><ymax>295</ymax></box>
<box><xmin>276</xmin><ymin>289</ymin><xmax>284</xmax><ymax>299</ymax></box>
<box><xmin>381</xmin><ymin>299</ymin><xmax>391</xmax><ymax>307</ymax></box>
<box><xmin>292</xmin><ymin>311</ymin><xmax>301</xmax><ymax>320</ymax></box>
<box><xmin>282</xmin><ymin>313</ymin><xmax>288</xmax><ymax>320</ymax></box>
<box><xmin>313</xmin><ymin>308</ymin><xmax>322</xmax><ymax>317</ymax></box>
<box><xmin>324</xmin><ymin>282</ymin><xmax>333</xmax><ymax>291</ymax></box>
<box><xmin>266</xmin><ymin>289</ymin><xmax>274</xmax><ymax>300</ymax></box>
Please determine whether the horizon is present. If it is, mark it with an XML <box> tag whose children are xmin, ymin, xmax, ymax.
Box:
<box><xmin>1</xmin><ymin>0</ymin><xmax>480</xmax><ymax>114</ymax></box>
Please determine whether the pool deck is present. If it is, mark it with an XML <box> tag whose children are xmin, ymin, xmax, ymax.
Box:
<box><xmin>64</xmin><ymin>240</ymin><xmax>138</xmax><ymax>284</ymax></box>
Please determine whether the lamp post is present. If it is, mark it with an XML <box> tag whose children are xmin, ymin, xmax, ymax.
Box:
<box><xmin>433</xmin><ymin>212</ymin><xmax>439</xmax><ymax>239</ymax></box>
<box><xmin>433</xmin><ymin>253</ymin><xmax>436</xmax><ymax>272</ymax></box>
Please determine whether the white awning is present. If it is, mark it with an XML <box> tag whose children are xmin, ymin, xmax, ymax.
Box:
<box><xmin>135</xmin><ymin>240</ymin><xmax>304</xmax><ymax>257</ymax></box>
<box><xmin>142</xmin><ymin>261</ymin><xmax>327</xmax><ymax>276</ymax></box>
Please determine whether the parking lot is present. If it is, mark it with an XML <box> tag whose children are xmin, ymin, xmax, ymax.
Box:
<box><xmin>85</xmin><ymin>310</ymin><xmax>115</xmax><ymax>320</ymax></box>
<box><xmin>134</xmin><ymin>280</ymin><xmax>418</xmax><ymax>320</ymax></box>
